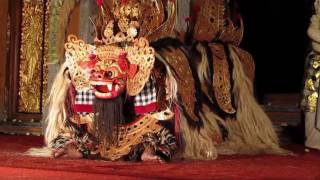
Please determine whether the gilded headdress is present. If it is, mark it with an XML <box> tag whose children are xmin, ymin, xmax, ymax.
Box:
<box><xmin>64</xmin><ymin>0</ymin><xmax>175</xmax><ymax>97</ymax></box>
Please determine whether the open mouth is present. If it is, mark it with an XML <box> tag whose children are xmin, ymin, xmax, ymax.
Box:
<box><xmin>91</xmin><ymin>80</ymin><xmax>125</xmax><ymax>99</ymax></box>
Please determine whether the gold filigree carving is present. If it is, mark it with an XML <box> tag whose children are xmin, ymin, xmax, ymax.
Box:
<box><xmin>65</xmin><ymin>35</ymin><xmax>95</xmax><ymax>91</ymax></box>
<box><xmin>43</xmin><ymin>0</ymin><xmax>51</xmax><ymax>109</ymax></box>
<box><xmin>99</xmin><ymin>115</ymin><xmax>162</xmax><ymax>160</ymax></box>
<box><xmin>126</xmin><ymin>38</ymin><xmax>155</xmax><ymax>96</ymax></box>
<box><xmin>18</xmin><ymin>0</ymin><xmax>46</xmax><ymax>113</ymax></box>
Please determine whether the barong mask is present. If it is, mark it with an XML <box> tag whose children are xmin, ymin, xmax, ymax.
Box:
<box><xmin>60</xmin><ymin>0</ymin><xmax>177</xmax><ymax>161</ymax></box>
<box><xmin>64</xmin><ymin>30</ymin><xmax>155</xmax><ymax>100</ymax></box>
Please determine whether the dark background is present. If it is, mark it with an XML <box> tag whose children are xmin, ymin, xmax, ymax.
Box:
<box><xmin>237</xmin><ymin>0</ymin><xmax>314</xmax><ymax>100</ymax></box>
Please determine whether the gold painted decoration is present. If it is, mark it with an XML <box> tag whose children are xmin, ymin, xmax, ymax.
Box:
<box><xmin>139</xmin><ymin>0</ymin><xmax>165</xmax><ymax>39</ymax></box>
<box><xmin>210</xmin><ymin>44</ymin><xmax>236</xmax><ymax>114</ymax></box>
<box><xmin>307</xmin><ymin>92</ymin><xmax>318</xmax><ymax>112</ymax></box>
<box><xmin>159</xmin><ymin>48</ymin><xmax>199</xmax><ymax>122</ymax></box>
<box><xmin>65</xmin><ymin>35</ymin><xmax>95</xmax><ymax>91</ymax></box>
<box><xmin>219</xmin><ymin>18</ymin><xmax>244</xmax><ymax>46</ymax></box>
<box><xmin>193</xmin><ymin>0</ymin><xmax>224</xmax><ymax>42</ymax></box>
<box><xmin>99</xmin><ymin>115</ymin><xmax>162</xmax><ymax>160</ymax></box>
<box><xmin>312</xmin><ymin>55</ymin><xmax>320</xmax><ymax>69</ymax></box>
<box><xmin>43</xmin><ymin>0</ymin><xmax>51</xmax><ymax>109</ymax></box>
<box><xmin>145</xmin><ymin>0</ymin><xmax>177</xmax><ymax>42</ymax></box>
<box><xmin>303</xmin><ymin>54</ymin><xmax>320</xmax><ymax>112</ymax></box>
<box><xmin>193</xmin><ymin>0</ymin><xmax>244</xmax><ymax>45</ymax></box>
<box><xmin>18</xmin><ymin>0</ymin><xmax>46</xmax><ymax>113</ymax></box>
<box><xmin>126</xmin><ymin>38</ymin><xmax>155</xmax><ymax>96</ymax></box>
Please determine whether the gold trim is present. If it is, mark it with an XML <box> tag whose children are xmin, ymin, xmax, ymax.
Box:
<box><xmin>100</xmin><ymin>115</ymin><xmax>162</xmax><ymax>160</ymax></box>
<box><xmin>18</xmin><ymin>0</ymin><xmax>45</xmax><ymax>113</ymax></box>
<box><xmin>210</xmin><ymin>43</ymin><xmax>236</xmax><ymax>114</ymax></box>
<box><xmin>305</xmin><ymin>55</ymin><xmax>320</xmax><ymax>112</ymax></box>
<box><xmin>42</xmin><ymin>0</ymin><xmax>51</xmax><ymax>109</ymax></box>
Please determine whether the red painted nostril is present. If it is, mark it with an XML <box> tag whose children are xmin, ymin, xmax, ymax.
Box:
<box><xmin>92</xmin><ymin>72</ymin><xmax>103</xmax><ymax>79</ymax></box>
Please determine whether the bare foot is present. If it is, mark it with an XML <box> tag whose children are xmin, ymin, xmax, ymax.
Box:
<box><xmin>52</xmin><ymin>144</ymin><xmax>83</xmax><ymax>159</ymax></box>
<box><xmin>141</xmin><ymin>148</ymin><xmax>164</xmax><ymax>163</ymax></box>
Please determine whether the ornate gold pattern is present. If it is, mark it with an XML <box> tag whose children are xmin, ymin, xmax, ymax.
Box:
<box><xmin>126</xmin><ymin>38</ymin><xmax>155</xmax><ymax>96</ymax></box>
<box><xmin>98</xmin><ymin>0</ymin><xmax>174</xmax><ymax>44</ymax></box>
<box><xmin>193</xmin><ymin>0</ymin><xmax>243</xmax><ymax>45</ymax></box>
<box><xmin>308</xmin><ymin>92</ymin><xmax>318</xmax><ymax>112</ymax></box>
<box><xmin>304</xmin><ymin>55</ymin><xmax>320</xmax><ymax>112</ymax></box>
<box><xmin>65</xmin><ymin>35</ymin><xmax>95</xmax><ymax>91</ymax></box>
<box><xmin>145</xmin><ymin>0</ymin><xmax>177</xmax><ymax>42</ymax></box>
<box><xmin>139</xmin><ymin>0</ymin><xmax>165</xmax><ymax>39</ymax></box>
<box><xmin>159</xmin><ymin>48</ymin><xmax>199</xmax><ymax>121</ymax></box>
<box><xmin>210</xmin><ymin>44</ymin><xmax>236</xmax><ymax>114</ymax></box>
<box><xmin>43</xmin><ymin>0</ymin><xmax>51</xmax><ymax>109</ymax></box>
<box><xmin>193</xmin><ymin>0</ymin><xmax>224</xmax><ymax>41</ymax></box>
<box><xmin>18</xmin><ymin>0</ymin><xmax>46</xmax><ymax>113</ymax></box>
<box><xmin>100</xmin><ymin>115</ymin><xmax>162</xmax><ymax>160</ymax></box>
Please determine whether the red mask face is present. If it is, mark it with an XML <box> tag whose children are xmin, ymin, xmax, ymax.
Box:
<box><xmin>89</xmin><ymin>51</ymin><xmax>137</xmax><ymax>99</ymax></box>
<box><xmin>90</xmin><ymin>65</ymin><xmax>127</xmax><ymax>99</ymax></box>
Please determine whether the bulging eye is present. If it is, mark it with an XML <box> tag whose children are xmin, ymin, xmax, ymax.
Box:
<box><xmin>105</xmin><ymin>71</ymin><xmax>113</xmax><ymax>78</ymax></box>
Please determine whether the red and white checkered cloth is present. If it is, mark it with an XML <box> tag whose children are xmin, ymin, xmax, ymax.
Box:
<box><xmin>71</xmin><ymin>78</ymin><xmax>157</xmax><ymax>115</ymax></box>
<box><xmin>134</xmin><ymin>78</ymin><xmax>157</xmax><ymax>114</ymax></box>
<box><xmin>73</xmin><ymin>89</ymin><xmax>95</xmax><ymax>114</ymax></box>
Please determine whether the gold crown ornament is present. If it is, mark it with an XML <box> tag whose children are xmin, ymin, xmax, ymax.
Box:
<box><xmin>63</xmin><ymin>0</ymin><xmax>156</xmax><ymax>97</ymax></box>
<box><xmin>64</xmin><ymin>35</ymin><xmax>96</xmax><ymax>91</ymax></box>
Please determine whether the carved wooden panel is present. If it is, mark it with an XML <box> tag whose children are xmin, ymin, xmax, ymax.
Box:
<box><xmin>8</xmin><ymin>0</ymin><xmax>50</xmax><ymax>118</ymax></box>
<box><xmin>0</xmin><ymin>0</ymin><xmax>9</xmax><ymax>120</ymax></box>
<box><xmin>18</xmin><ymin>0</ymin><xmax>46</xmax><ymax>113</ymax></box>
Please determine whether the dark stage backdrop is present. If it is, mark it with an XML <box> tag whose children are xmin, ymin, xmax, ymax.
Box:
<box><xmin>238</xmin><ymin>0</ymin><xmax>314</xmax><ymax>98</ymax></box>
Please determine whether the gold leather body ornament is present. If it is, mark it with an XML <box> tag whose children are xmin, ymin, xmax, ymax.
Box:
<box><xmin>146</xmin><ymin>1</ymin><xmax>176</xmax><ymax>42</ymax></box>
<box><xmin>99</xmin><ymin>115</ymin><xmax>162</xmax><ymax>160</ymax></box>
<box><xmin>193</xmin><ymin>0</ymin><xmax>244</xmax><ymax>45</ymax></box>
<box><xmin>158</xmin><ymin>48</ymin><xmax>199</xmax><ymax>121</ymax></box>
<box><xmin>138</xmin><ymin>0</ymin><xmax>165</xmax><ymax>39</ymax></box>
<box><xmin>209</xmin><ymin>44</ymin><xmax>236</xmax><ymax>114</ymax></box>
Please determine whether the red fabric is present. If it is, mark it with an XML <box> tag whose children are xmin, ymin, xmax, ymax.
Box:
<box><xmin>134</xmin><ymin>102</ymin><xmax>157</xmax><ymax>114</ymax></box>
<box><xmin>73</xmin><ymin>104</ymin><xmax>93</xmax><ymax>113</ymax></box>
<box><xmin>0</xmin><ymin>135</ymin><xmax>320</xmax><ymax>180</ymax></box>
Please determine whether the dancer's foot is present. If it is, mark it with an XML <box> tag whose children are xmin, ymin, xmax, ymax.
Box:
<box><xmin>52</xmin><ymin>144</ymin><xmax>83</xmax><ymax>159</ymax></box>
<box><xmin>141</xmin><ymin>148</ymin><xmax>163</xmax><ymax>163</ymax></box>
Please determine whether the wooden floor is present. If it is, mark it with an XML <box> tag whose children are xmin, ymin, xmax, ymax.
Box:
<box><xmin>264</xmin><ymin>93</ymin><xmax>301</xmax><ymax>125</ymax></box>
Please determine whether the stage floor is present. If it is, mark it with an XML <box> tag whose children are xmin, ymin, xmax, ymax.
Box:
<box><xmin>0</xmin><ymin>135</ymin><xmax>319</xmax><ymax>180</ymax></box>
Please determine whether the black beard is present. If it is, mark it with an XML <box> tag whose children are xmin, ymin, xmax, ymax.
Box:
<box><xmin>93</xmin><ymin>95</ymin><xmax>125</xmax><ymax>146</ymax></box>
<box><xmin>93</xmin><ymin>94</ymin><xmax>136</xmax><ymax>146</ymax></box>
